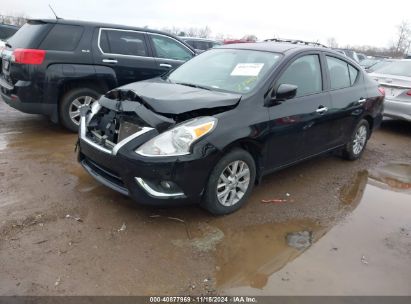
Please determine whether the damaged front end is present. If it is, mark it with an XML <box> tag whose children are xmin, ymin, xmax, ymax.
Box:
<box><xmin>77</xmin><ymin>87</ymin><xmax>227</xmax><ymax>204</ymax></box>
<box><xmin>79</xmin><ymin>90</ymin><xmax>175</xmax><ymax>155</ymax></box>
<box><xmin>79</xmin><ymin>85</ymin><xmax>240</xmax><ymax>156</ymax></box>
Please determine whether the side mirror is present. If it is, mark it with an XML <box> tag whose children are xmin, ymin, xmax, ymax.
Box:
<box><xmin>271</xmin><ymin>84</ymin><xmax>298</xmax><ymax>103</ymax></box>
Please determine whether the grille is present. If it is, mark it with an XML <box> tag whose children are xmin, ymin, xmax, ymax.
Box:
<box><xmin>85</xmin><ymin>109</ymin><xmax>145</xmax><ymax>151</ymax></box>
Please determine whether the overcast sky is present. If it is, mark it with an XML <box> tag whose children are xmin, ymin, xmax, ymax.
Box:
<box><xmin>1</xmin><ymin>0</ymin><xmax>410</xmax><ymax>47</ymax></box>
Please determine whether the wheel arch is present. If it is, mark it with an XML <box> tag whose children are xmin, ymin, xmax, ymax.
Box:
<box><xmin>220</xmin><ymin>138</ymin><xmax>265</xmax><ymax>184</ymax></box>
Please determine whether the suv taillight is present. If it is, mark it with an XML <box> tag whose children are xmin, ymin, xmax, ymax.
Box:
<box><xmin>378</xmin><ymin>87</ymin><xmax>385</xmax><ymax>96</ymax></box>
<box><xmin>406</xmin><ymin>90</ymin><xmax>411</xmax><ymax>96</ymax></box>
<box><xmin>13</xmin><ymin>49</ymin><xmax>46</xmax><ymax>65</ymax></box>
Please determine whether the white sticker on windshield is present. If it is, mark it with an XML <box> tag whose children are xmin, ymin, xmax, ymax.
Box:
<box><xmin>231</xmin><ymin>63</ymin><xmax>264</xmax><ymax>76</ymax></box>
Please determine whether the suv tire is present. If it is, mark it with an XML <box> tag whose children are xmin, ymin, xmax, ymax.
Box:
<box><xmin>60</xmin><ymin>87</ymin><xmax>101</xmax><ymax>132</ymax></box>
<box><xmin>342</xmin><ymin>119</ymin><xmax>370</xmax><ymax>160</ymax></box>
<box><xmin>201</xmin><ymin>149</ymin><xmax>256</xmax><ymax>215</ymax></box>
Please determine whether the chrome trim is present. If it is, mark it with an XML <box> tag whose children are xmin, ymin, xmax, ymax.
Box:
<box><xmin>135</xmin><ymin>177</ymin><xmax>184</xmax><ymax>198</ymax></box>
<box><xmin>86</xmin><ymin>102</ymin><xmax>102</xmax><ymax>124</ymax></box>
<box><xmin>380</xmin><ymin>82</ymin><xmax>411</xmax><ymax>89</ymax></box>
<box><xmin>136</xmin><ymin>150</ymin><xmax>190</xmax><ymax>157</ymax></box>
<box><xmin>97</xmin><ymin>28</ymin><xmax>195</xmax><ymax>60</ymax></box>
<box><xmin>80</xmin><ymin>115</ymin><xmax>112</xmax><ymax>154</ymax></box>
<box><xmin>80</xmin><ymin>111</ymin><xmax>154</xmax><ymax>155</ymax></box>
<box><xmin>112</xmin><ymin>127</ymin><xmax>153</xmax><ymax>155</ymax></box>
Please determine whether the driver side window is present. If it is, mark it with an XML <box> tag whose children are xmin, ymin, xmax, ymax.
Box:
<box><xmin>277</xmin><ymin>54</ymin><xmax>322</xmax><ymax>97</ymax></box>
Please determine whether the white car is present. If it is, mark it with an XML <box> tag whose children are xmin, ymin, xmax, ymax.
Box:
<box><xmin>370</xmin><ymin>59</ymin><xmax>411</xmax><ymax>121</ymax></box>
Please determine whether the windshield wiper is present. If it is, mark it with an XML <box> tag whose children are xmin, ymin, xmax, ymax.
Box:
<box><xmin>5</xmin><ymin>42</ymin><xmax>12</xmax><ymax>48</ymax></box>
<box><xmin>175</xmin><ymin>82</ymin><xmax>211</xmax><ymax>91</ymax></box>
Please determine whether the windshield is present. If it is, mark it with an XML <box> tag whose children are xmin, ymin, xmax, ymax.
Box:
<box><xmin>168</xmin><ymin>49</ymin><xmax>282</xmax><ymax>94</ymax></box>
<box><xmin>376</xmin><ymin>60</ymin><xmax>411</xmax><ymax>77</ymax></box>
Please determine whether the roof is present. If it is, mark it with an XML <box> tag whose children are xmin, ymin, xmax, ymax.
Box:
<box><xmin>180</xmin><ymin>37</ymin><xmax>219</xmax><ymax>42</ymax></box>
<box><xmin>219</xmin><ymin>41</ymin><xmax>326</xmax><ymax>54</ymax></box>
<box><xmin>28</xmin><ymin>18</ymin><xmax>178</xmax><ymax>36</ymax></box>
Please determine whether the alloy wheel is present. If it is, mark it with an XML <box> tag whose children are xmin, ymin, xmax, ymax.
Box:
<box><xmin>353</xmin><ymin>125</ymin><xmax>367</xmax><ymax>155</ymax></box>
<box><xmin>69</xmin><ymin>96</ymin><xmax>96</xmax><ymax>125</ymax></box>
<box><xmin>217</xmin><ymin>160</ymin><xmax>250</xmax><ymax>206</ymax></box>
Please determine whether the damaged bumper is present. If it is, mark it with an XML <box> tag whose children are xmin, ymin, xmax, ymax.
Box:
<box><xmin>77</xmin><ymin>99</ymin><xmax>221</xmax><ymax>206</ymax></box>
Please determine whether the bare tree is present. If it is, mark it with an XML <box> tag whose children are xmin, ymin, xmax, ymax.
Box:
<box><xmin>393</xmin><ymin>20</ymin><xmax>411</xmax><ymax>56</ymax></box>
<box><xmin>326</xmin><ymin>37</ymin><xmax>338</xmax><ymax>48</ymax></box>
<box><xmin>0</xmin><ymin>14</ymin><xmax>28</xmax><ymax>26</ymax></box>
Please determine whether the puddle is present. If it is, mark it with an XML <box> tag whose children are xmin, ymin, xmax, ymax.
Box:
<box><xmin>369</xmin><ymin>163</ymin><xmax>411</xmax><ymax>191</ymax></box>
<box><xmin>185</xmin><ymin>163</ymin><xmax>411</xmax><ymax>294</ymax></box>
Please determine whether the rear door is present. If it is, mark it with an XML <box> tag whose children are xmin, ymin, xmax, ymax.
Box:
<box><xmin>324</xmin><ymin>54</ymin><xmax>367</xmax><ymax>147</ymax></box>
<box><xmin>93</xmin><ymin>28</ymin><xmax>158</xmax><ymax>86</ymax></box>
<box><xmin>146</xmin><ymin>33</ymin><xmax>194</xmax><ymax>74</ymax></box>
<box><xmin>267</xmin><ymin>53</ymin><xmax>333</xmax><ymax>169</ymax></box>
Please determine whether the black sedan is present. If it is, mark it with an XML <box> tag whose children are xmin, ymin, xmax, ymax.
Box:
<box><xmin>77</xmin><ymin>42</ymin><xmax>384</xmax><ymax>215</ymax></box>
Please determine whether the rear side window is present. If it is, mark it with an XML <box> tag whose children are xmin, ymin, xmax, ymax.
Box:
<box><xmin>150</xmin><ymin>35</ymin><xmax>193</xmax><ymax>61</ymax></box>
<box><xmin>326</xmin><ymin>56</ymin><xmax>358</xmax><ymax>89</ymax></box>
<box><xmin>99</xmin><ymin>29</ymin><xmax>148</xmax><ymax>57</ymax></box>
<box><xmin>277</xmin><ymin>54</ymin><xmax>322</xmax><ymax>97</ymax></box>
<box><xmin>0</xmin><ymin>26</ymin><xmax>18</xmax><ymax>40</ymax></box>
<box><xmin>7</xmin><ymin>22</ymin><xmax>51</xmax><ymax>48</ymax></box>
<box><xmin>40</xmin><ymin>24</ymin><xmax>84</xmax><ymax>51</ymax></box>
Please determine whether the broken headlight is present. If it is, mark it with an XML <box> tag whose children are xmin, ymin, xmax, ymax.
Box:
<box><xmin>136</xmin><ymin>117</ymin><xmax>217</xmax><ymax>156</ymax></box>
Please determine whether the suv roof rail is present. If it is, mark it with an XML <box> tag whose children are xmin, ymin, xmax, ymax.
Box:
<box><xmin>263</xmin><ymin>38</ymin><xmax>328</xmax><ymax>48</ymax></box>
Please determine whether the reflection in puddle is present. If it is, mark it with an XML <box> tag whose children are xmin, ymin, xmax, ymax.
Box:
<box><xmin>214</xmin><ymin>220</ymin><xmax>325</xmax><ymax>289</ymax></box>
<box><xmin>218</xmin><ymin>163</ymin><xmax>411</xmax><ymax>294</ymax></box>
<box><xmin>176</xmin><ymin>163</ymin><xmax>411</xmax><ymax>293</ymax></box>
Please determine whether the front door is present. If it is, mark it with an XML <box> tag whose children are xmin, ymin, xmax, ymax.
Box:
<box><xmin>267</xmin><ymin>53</ymin><xmax>333</xmax><ymax>169</ymax></box>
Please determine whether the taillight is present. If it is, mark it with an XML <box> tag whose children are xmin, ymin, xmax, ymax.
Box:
<box><xmin>406</xmin><ymin>90</ymin><xmax>411</xmax><ymax>96</ymax></box>
<box><xmin>13</xmin><ymin>49</ymin><xmax>46</xmax><ymax>65</ymax></box>
<box><xmin>378</xmin><ymin>87</ymin><xmax>385</xmax><ymax>96</ymax></box>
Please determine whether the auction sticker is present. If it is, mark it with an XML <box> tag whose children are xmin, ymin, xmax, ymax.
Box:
<box><xmin>231</xmin><ymin>63</ymin><xmax>264</xmax><ymax>76</ymax></box>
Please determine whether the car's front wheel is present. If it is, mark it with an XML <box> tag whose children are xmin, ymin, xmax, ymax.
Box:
<box><xmin>202</xmin><ymin>149</ymin><xmax>256</xmax><ymax>215</ymax></box>
<box><xmin>60</xmin><ymin>88</ymin><xmax>101</xmax><ymax>132</ymax></box>
<box><xmin>342</xmin><ymin>119</ymin><xmax>370</xmax><ymax>160</ymax></box>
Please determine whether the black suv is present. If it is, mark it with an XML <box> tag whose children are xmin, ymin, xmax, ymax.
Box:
<box><xmin>77</xmin><ymin>42</ymin><xmax>384</xmax><ymax>215</ymax></box>
<box><xmin>0</xmin><ymin>19</ymin><xmax>195</xmax><ymax>131</ymax></box>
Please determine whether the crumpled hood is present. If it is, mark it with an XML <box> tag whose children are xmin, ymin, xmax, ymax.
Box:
<box><xmin>116</xmin><ymin>78</ymin><xmax>242</xmax><ymax>115</ymax></box>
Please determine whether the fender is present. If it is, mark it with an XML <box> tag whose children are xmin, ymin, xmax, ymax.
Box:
<box><xmin>43</xmin><ymin>64</ymin><xmax>119</xmax><ymax>122</ymax></box>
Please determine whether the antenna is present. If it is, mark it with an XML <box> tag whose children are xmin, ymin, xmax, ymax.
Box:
<box><xmin>49</xmin><ymin>4</ymin><xmax>62</xmax><ymax>20</ymax></box>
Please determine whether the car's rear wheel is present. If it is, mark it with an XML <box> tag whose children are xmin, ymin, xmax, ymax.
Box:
<box><xmin>60</xmin><ymin>88</ymin><xmax>100</xmax><ymax>132</ymax></box>
<box><xmin>202</xmin><ymin>149</ymin><xmax>256</xmax><ymax>215</ymax></box>
<box><xmin>342</xmin><ymin>119</ymin><xmax>370</xmax><ymax>160</ymax></box>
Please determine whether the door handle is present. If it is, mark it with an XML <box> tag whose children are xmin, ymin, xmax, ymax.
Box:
<box><xmin>159</xmin><ymin>63</ymin><xmax>172</xmax><ymax>68</ymax></box>
<box><xmin>358</xmin><ymin>98</ymin><xmax>366</xmax><ymax>104</ymax></box>
<box><xmin>316</xmin><ymin>106</ymin><xmax>328</xmax><ymax>114</ymax></box>
<box><xmin>102</xmin><ymin>59</ymin><xmax>118</xmax><ymax>64</ymax></box>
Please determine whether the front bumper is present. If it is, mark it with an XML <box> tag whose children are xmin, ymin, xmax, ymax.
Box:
<box><xmin>78</xmin><ymin>132</ymin><xmax>221</xmax><ymax>206</ymax></box>
<box><xmin>383</xmin><ymin>98</ymin><xmax>411</xmax><ymax>121</ymax></box>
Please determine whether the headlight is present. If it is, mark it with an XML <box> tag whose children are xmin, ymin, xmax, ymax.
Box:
<box><xmin>136</xmin><ymin>117</ymin><xmax>217</xmax><ymax>156</ymax></box>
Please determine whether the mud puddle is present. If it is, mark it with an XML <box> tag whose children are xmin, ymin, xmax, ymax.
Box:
<box><xmin>207</xmin><ymin>163</ymin><xmax>411</xmax><ymax>295</ymax></box>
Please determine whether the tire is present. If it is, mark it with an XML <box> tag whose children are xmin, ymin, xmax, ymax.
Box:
<box><xmin>342</xmin><ymin>119</ymin><xmax>370</xmax><ymax>160</ymax></box>
<box><xmin>59</xmin><ymin>87</ymin><xmax>101</xmax><ymax>132</ymax></box>
<box><xmin>201</xmin><ymin>149</ymin><xmax>256</xmax><ymax>215</ymax></box>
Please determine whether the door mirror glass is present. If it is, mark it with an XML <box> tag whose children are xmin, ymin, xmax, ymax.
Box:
<box><xmin>272</xmin><ymin>83</ymin><xmax>298</xmax><ymax>102</ymax></box>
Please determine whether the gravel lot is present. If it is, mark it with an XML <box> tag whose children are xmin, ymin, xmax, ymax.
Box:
<box><xmin>0</xmin><ymin>101</ymin><xmax>410</xmax><ymax>295</ymax></box>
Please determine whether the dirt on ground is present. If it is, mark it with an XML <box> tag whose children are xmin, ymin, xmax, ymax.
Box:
<box><xmin>0</xmin><ymin>101</ymin><xmax>410</xmax><ymax>295</ymax></box>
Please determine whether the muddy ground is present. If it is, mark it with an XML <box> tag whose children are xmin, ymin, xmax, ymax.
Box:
<box><xmin>0</xmin><ymin>101</ymin><xmax>410</xmax><ymax>296</ymax></box>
